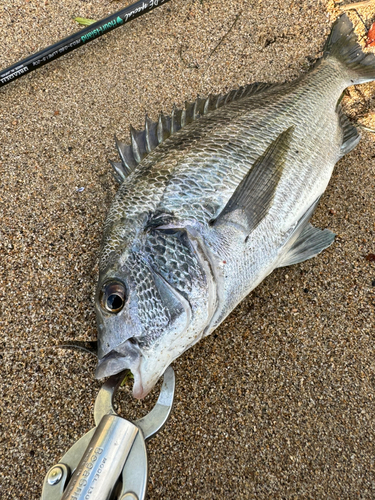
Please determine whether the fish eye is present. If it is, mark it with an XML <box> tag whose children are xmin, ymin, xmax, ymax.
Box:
<box><xmin>100</xmin><ymin>281</ymin><xmax>127</xmax><ymax>313</ymax></box>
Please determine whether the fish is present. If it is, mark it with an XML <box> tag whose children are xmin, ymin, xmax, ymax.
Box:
<box><xmin>94</xmin><ymin>14</ymin><xmax>375</xmax><ymax>399</ymax></box>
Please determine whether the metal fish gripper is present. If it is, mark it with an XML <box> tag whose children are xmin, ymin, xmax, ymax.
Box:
<box><xmin>41</xmin><ymin>367</ymin><xmax>175</xmax><ymax>500</ymax></box>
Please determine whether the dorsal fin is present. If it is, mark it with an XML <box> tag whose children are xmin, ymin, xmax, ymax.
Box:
<box><xmin>157</xmin><ymin>112</ymin><xmax>171</xmax><ymax>143</ymax></box>
<box><xmin>171</xmin><ymin>106</ymin><xmax>182</xmax><ymax>134</ymax></box>
<box><xmin>110</xmin><ymin>81</ymin><xmax>280</xmax><ymax>183</ymax></box>
<box><xmin>109</xmin><ymin>160</ymin><xmax>128</xmax><ymax>184</ymax></box>
<box><xmin>130</xmin><ymin>125</ymin><xmax>148</xmax><ymax>163</ymax></box>
<box><xmin>145</xmin><ymin>115</ymin><xmax>158</xmax><ymax>152</ymax></box>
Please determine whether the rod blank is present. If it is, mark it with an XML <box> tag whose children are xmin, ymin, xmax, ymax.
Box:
<box><xmin>0</xmin><ymin>0</ymin><xmax>171</xmax><ymax>88</ymax></box>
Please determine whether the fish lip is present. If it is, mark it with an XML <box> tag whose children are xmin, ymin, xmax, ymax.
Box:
<box><xmin>95</xmin><ymin>350</ymin><xmax>131</xmax><ymax>379</ymax></box>
<box><xmin>95</xmin><ymin>348</ymin><xmax>146</xmax><ymax>399</ymax></box>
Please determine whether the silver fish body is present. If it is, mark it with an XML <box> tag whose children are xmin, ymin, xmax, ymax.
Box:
<box><xmin>95</xmin><ymin>15</ymin><xmax>375</xmax><ymax>398</ymax></box>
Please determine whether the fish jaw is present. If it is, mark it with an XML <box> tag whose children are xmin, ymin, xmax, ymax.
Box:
<box><xmin>129</xmin><ymin>318</ymin><xmax>203</xmax><ymax>399</ymax></box>
<box><xmin>94</xmin><ymin>339</ymin><xmax>148</xmax><ymax>399</ymax></box>
<box><xmin>94</xmin><ymin>339</ymin><xmax>175</xmax><ymax>400</ymax></box>
<box><xmin>95</xmin><ymin>344</ymin><xmax>174</xmax><ymax>400</ymax></box>
<box><xmin>95</xmin><ymin>337</ymin><xmax>142</xmax><ymax>377</ymax></box>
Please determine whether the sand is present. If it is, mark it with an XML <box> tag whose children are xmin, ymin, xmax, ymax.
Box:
<box><xmin>0</xmin><ymin>0</ymin><xmax>374</xmax><ymax>498</ymax></box>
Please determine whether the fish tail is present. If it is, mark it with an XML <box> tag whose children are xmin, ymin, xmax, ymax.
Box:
<box><xmin>323</xmin><ymin>14</ymin><xmax>375</xmax><ymax>84</ymax></box>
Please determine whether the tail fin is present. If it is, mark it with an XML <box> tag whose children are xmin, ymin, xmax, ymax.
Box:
<box><xmin>324</xmin><ymin>14</ymin><xmax>375</xmax><ymax>84</ymax></box>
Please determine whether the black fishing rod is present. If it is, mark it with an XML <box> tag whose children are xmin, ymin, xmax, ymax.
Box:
<box><xmin>0</xmin><ymin>0</ymin><xmax>171</xmax><ymax>88</ymax></box>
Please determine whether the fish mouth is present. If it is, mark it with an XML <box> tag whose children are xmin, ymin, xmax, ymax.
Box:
<box><xmin>95</xmin><ymin>343</ymin><xmax>145</xmax><ymax>399</ymax></box>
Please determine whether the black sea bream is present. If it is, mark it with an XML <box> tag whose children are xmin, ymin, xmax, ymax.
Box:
<box><xmin>94</xmin><ymin>15</ymin><xmax>375</xmax><ymax>398</ymax></box>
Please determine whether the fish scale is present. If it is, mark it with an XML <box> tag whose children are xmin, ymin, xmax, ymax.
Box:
<box><xmin>94</xmin><ymin>15</ymin><xmax>375</xmax><ymax>399</ymax></box>
<box><xmin>151</xmin><ymin>73</ymin><xmax>338</xmax><ymax>224</ymax></box>
<box><xmin>144</xmin><ymin>229</ymin><xmax>201</xmax><ymax>295</ymax></box>
<box><xmin>125</xmin><ymin>251</ymin><xmax>171</xmax><ymax>344</ymax></box>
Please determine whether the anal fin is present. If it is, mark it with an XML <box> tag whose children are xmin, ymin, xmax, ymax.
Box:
<box><xmin>278</xmin><ymin>223</ymin><xmax>335</xmax><ymax>268</ymax></box>
<box><xmin>338</xmin><ymin>105</ymin><xmax>360</xmax><ymax>156</ymax></box>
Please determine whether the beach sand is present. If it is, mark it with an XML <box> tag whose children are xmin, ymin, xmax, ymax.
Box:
<box><xmin>0</xmin><ymin>0</ymin><xmax>374</xmax><ymax>498</ymax></box>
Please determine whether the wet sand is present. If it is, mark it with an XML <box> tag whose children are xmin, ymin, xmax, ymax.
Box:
<box><xmin>1</xmin><ymin>0</ymin><xmax>374</xmax><ymax>498</ymax></box>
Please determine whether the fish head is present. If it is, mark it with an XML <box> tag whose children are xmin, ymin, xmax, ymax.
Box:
<box><xmin>95</xmin><ymin>227</ymin><xmax>209</xmax><ymax>399</ymax></box>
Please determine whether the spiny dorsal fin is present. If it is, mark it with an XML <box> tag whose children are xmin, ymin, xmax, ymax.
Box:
<box><xmin>212</xmin><ymin>127</ymin><xmax>294</xmax><ymax>235</ymax></box>
<box><xmin>145</xmin><ymin>115</ymin><xmax>158</xmax><ymax>152</ymax></box>
<box><xmin>130</xmin><ymin>125</ymin><xmax>147</xmax><ymax>163</ymax></box>
<box><xmin>110</xmin><ymin>81</ymin><xmax>280</xmax><ymax>183</ymax></box>
<box><xmin>171</xmin><ymin>106</ymin><xmax>182</xmax><ymax>134</ymax></box>
<box><xmin>157</xmin><ymin>112</ymin><xmax>171</xmax><ymax>143</ymax></box>
<box><xmin>109</xmin><ymin>160</ymin><xmax>128</xmax><ymax>184</ymax></box>
<box><xmin>115</xmin><ymin>136</ymin><xmax>137</xmax><ymax>170</ymax></box>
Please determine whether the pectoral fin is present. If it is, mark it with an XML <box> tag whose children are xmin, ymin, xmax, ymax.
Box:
<box><xmin>278</xmin><ymin>223</ymin><xmax>335</xmax><ymax>267</ymax></box>
<box><xmin>212</xmin><ymin>127</ymin><xmax>294</xmax><ymax>234</ymax></box>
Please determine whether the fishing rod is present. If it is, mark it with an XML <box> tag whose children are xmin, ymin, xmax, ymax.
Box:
<box><xmin>0</xmin><ymin>0</ymin><xmax>171</xmax><ymax>89</ymax></box>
